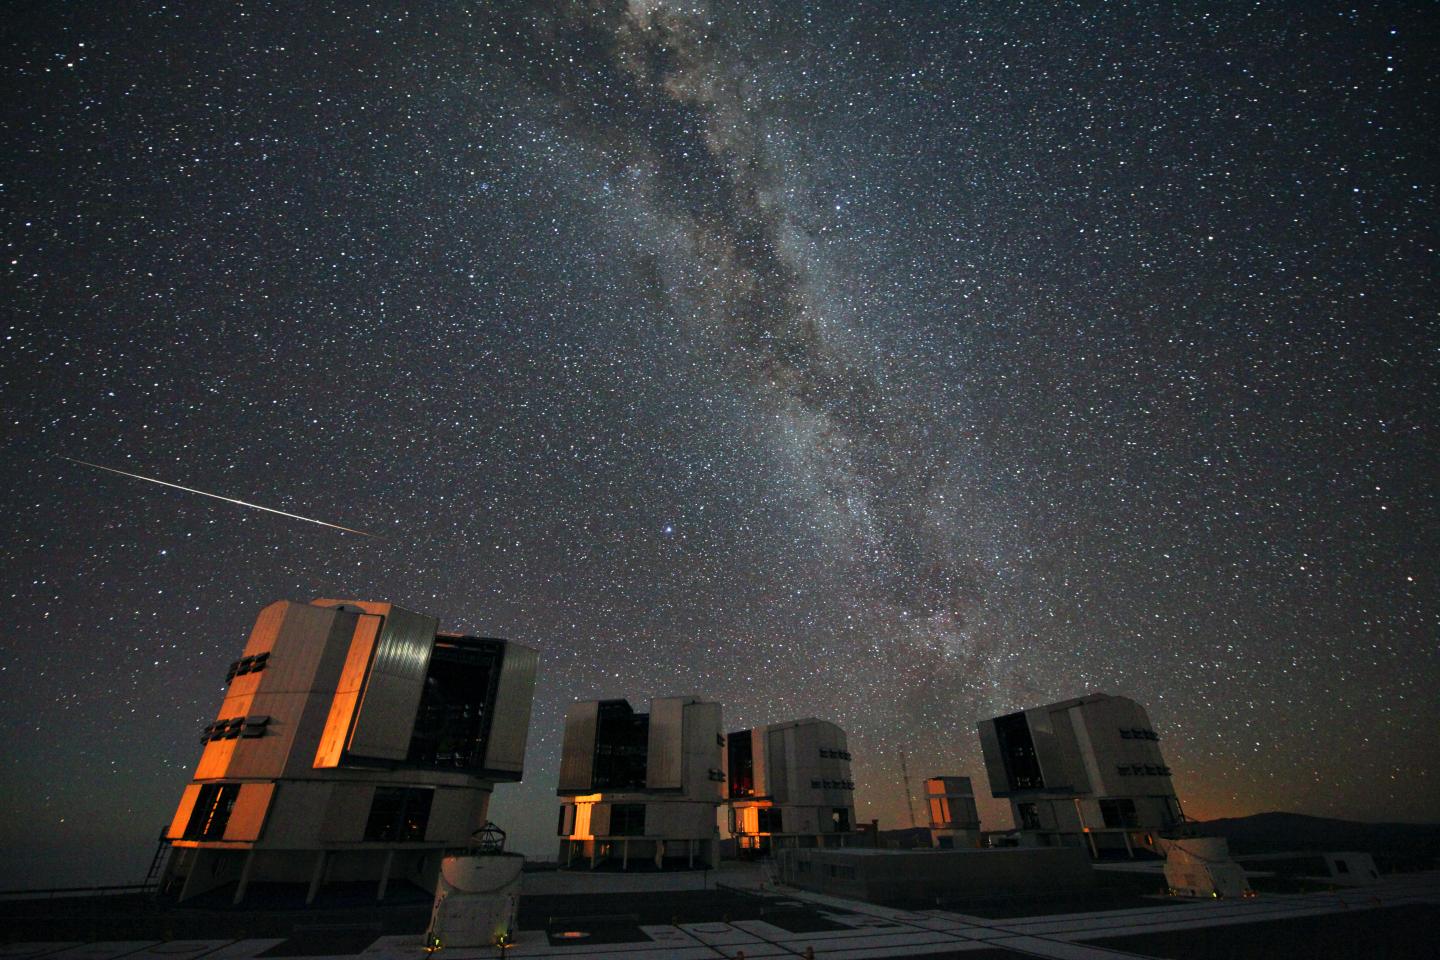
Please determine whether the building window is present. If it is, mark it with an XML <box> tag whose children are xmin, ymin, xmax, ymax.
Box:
<box><xmin>831</xmin><ymin>808</ymin><xmax>850</xmax><ymax>832</ymax></box>
<box><xmin>757</xmin><ymin>807</ymin><xmax>783</xmax><ymax>833</ymax></box>
<box><xmin>1017</xmin><ymin>802</ymin><xmax>1041</xmax><ymax>830</ymax></box>
<box><xmin>406</xmin><ymin>637</ymin><xmax>505</xmax><ymax>772</ymax></box>
<box><xmin>364</xmin><ymin>787</ymin><xmax>434</xmax><ymax>841</ymax></box>
<box><xmin>728</xmin><ymin>729</ymin><xmax>755</xmax><ymax>798</ymax></box>
<box><xmin>183</xmin><ymin>783</ymin><xmax>240</xmax><ymax>840</ymax></box>
<box><xmin>994</xmin><ymin>712</ymin><xmax>1044</xmax><ymax>790</ymax></box>
<box><xmin>592</xmin><ymin>700</ymin><xmax>650</xmax><ymax>790</ymax></box>
<box><xmin>609</xmin><ymin>803</ymin><xmax>646</xmax><ymax>837</ymax></box>
<box><xmin>930</xmin><ymin>797</ymin><xmax>950</xmax><ymax>826</ymax></box>
<box><xmin>1099</xmin><ymin>798</ymin><xmax>1139</xmax><ymax>829</ymax></box>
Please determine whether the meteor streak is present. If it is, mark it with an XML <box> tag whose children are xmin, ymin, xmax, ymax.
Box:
<box><xmin>63</xmin><ymin>457</ymin><xmax>380</xmax><ymax>538</ymax></box>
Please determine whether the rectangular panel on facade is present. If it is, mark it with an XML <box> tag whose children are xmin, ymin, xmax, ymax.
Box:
<box><xmin>1026</xmin><ymin>706</ymin><xmax>1071</xmax><ymax>792</ymax></box>
<box><xmin>976</xmin><ymin>719</ymin><xmax>1011</xmax><ymax>797</ymax></box>
<box><xmin>590</xmin><ymin>802</ymin><xmax>612</xmax><ymax>837</ymax></box>
<box><xmin>768</xmin><ymin>726</ymin><xmax>790</xmax><ymax>804</ymax></box>
<box><xmin>313</xmin><ymin>614</ymin><xmax>384</xmax><ymax>768</ymax></box>
<box><xmin>682</xmin><ymin>700</ymin><xmax>723</xmax><ymax>800</ymax></box>
<box><xmin>557</xmin><ymin>701</ymin><xmax>599</xmax><ymax>793</ymax></box>
<box><xmin>165</xmin><ymin>783</ymin><xmax>203</xmax><ymax>840</ymax></box>
<box><xmin>646</xmin><ymin>697</ymin><xmax>685</xmax><ymax>790</ymax></box>
<box><xmin>482</xmin><ymin>642</ymin><xmax>538</xmax><ymax>777</ymax></box>
<box><xmin>1065</xmin><ymin>704</ymin><xmax>1102</xmax><ymax>795</ymax></box>
<box><xmin>222</xmin><ymin>782</ymin><xmax>276</xmax><ymax>841</ymax></box>
<box><xmin>346</xmin><ymin>606</ymin><xmax>438</xmax><ymax>761</ymax></box>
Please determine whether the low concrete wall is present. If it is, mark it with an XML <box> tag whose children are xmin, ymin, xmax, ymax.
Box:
<box><xmin>777</xmin><ymin>846</ymin><xmax>1094</xmax><ymax>902</ymax></box>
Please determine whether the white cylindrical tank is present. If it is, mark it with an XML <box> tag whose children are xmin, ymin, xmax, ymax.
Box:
<box><xmin>426</xmin><ymin>853</ymin><xmax>525</xmax><ymax>948</ymax></box>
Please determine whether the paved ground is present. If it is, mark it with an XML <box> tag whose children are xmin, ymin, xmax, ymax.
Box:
<box><xmin>2</xmin><ymin>870</ymin><xmax>1435</xmax><ymax>959</ymax></box>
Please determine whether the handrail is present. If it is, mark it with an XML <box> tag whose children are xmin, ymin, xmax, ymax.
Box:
<box><xmin>0</xmin><ymin>882</ymin><xmax>158</xmax><ymax>901</ymax></box>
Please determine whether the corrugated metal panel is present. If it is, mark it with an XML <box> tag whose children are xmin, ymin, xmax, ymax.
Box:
<box><xmin>320</xmin><ymin>783</ymin><xmax>375</xmax><ymax>842</ymax></box>
<box><xmin>768</xmin><ymin>726</ymin><xmax>791</xmax><ymax>804</ymax></box>
<box><xmin>312</xmin><ymin>613</ymin><xmax>383</xmax><ymax>768</ymax></box>
<box><xmin>683</xmin><ymin>700</ymin><xmax>723</xmax><ymax>799</ymax></box>
<box><xmin>195</xmin><ymin>738</ymin><xmax>238</xmax><ymax>781</ymax></box>
<box><xmin>976</xmin><ymin>719</ymin><xmax>1009</xmax><ymax>795</ymax></box>
<box><xmin>481</xmin><ymin>642</ymin><xmax>538</xmax><ymax>777</ymax></box>
<box><xmin>1065</xmin><ymin>705</ymin><xmax>1100</xmax><ymax>794</ymax></box>
<box><xmin>557</xmin><ymin>701</ymin><xmax>599</xmax><ymax>793</ymax></box>
<box><xmin>263</xmin><ymin>602</ymin><xmax>340</xmax><ymax>704</ymax></box>
<box><xmin>646</xmin><ymin>697</ymin><xmax>686</xmax><ymax>789</ymax></box>
<box><xmin>590</xmin><ymin>802</ymin><xmax>612</xmax><ymax>837</ymax></box>
<box><xmin>223</xmin><ymin>782</ymin><xmax>276</xmax><ymax>841</ymax></box>
<box><xmin>165</xmin><ymin>784</ymin><xmax>203</xmax><ymax>840</ymax></box>
<box><xmin>346</xmin><ymin>605</ymin><xmax>438</xmax><ymax>760</ymax></box>
<box><xmin>751</xmin><ymin>724</ymin><xmax>769</xmax><ymax>798</ymax></box>
<box><xmin>423</xmin><ymin>787</ymin><xmax>476</xmax><ymax>844</ymax></box>
<box><xmin>1027</xmin><ymin>706</ymin><xmax>1070</xmax><ymax>791</ymax></box>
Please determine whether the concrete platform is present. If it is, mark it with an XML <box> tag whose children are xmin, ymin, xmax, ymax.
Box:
<box><xmin>2</xmin><ymin>870</ymin><xmax>1436</xmax><ymax>959</ymax></box>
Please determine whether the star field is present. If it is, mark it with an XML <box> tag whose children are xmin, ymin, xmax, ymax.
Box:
<box><xmin>1</xmin><ymin>2</ymin><xmax>1436</xmax><ymax>886</ymax></box>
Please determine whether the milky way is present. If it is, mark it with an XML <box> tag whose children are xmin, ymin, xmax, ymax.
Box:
<box><xmin>2</xmin><ymin>2</ymin><xmax>1435</xmax><ymax>885</ymax></box>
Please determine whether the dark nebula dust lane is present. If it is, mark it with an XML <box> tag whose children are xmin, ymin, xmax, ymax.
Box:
<box><xmin>2</xmin><ymin>1</ymin><xmax>1435</xmax><ymax>885</ymax></box>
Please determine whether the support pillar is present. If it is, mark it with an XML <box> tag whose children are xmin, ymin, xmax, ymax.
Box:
<box><xmin>688</xmin><ymin>839</ymin><xmax>695</xmax><ymax>869</ymax></box>
<box><xmin>232</xmin><ymin>849</ymin><xmax>256</xmax><ymax>905</ymax></box>
<box><xmin>622</xmin><ymin>839</ymin><xmax>629</xmax><ymax>871</ymax></box>
<box><xmin>377</xmin><ymin>849</ymin><xmax>394</xmax><ymax>901</ymax></box>
<box><xmin>306</xmin><ymin>851</ymin><xmax>328</xmax><ymax>905</ymax></box>
<box><xmin>176</xmin><ymin>849</ymin><xmax>212</xmax><ymax>904</ymax></box>
<box><xmin>1122</xmin><ymin>831</ymin><xmax>1134</xmax><ymax>859</ymax></box>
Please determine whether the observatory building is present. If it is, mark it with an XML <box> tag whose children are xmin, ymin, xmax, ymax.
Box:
<box><xmin>977</xmin><ymin>692</ymin><xmax>1182</xmax><ymax>857</ymax></box>
<box><xmin>725</xmin><ymin>718</ymin><xmax>858</xmax><ymax>857</ymax></box>
<box><xmin>925</xmin><ymin>776</ymin><xmax>982</xmax><ymax>849</ymax></box>
<box><xmin>160</xmin><ymin>599</ymin><xmax>537</xmax><ymax>903</ymax></box>
<box><xmin>556</xmin><ymin>696</ymin><xmax>724</xmax><ymax>869</ymax></box>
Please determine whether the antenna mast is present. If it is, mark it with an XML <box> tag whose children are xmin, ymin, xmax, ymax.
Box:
<box><xmin>899</xmin><ymin>748</ymin><xmax>918</xmax><ymax>828</ymax></box>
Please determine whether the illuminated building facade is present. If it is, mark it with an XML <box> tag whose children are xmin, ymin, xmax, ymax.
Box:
<box><xmin>978</xmin><ymin>693</ymin><xmax>1182</xmax><ymax>857</ymax></box>
<box><xmin>726</xmin><ymin>718</ymin><xmax>857</xmax><ymax>857</ymax></box>
<box><xmin>925</xmin><ymin>776</ymin><xmax>982</xmax><ymax>849</ymax></box>
<box><xmin>160</xmin><ymin>599</ymin><xmax>537</xmax><ymax>903</ymax></box>
<box><xmin>555</xmin><ymin>696</ymin><xmax>724</xmax><ymax>869</ymax></box>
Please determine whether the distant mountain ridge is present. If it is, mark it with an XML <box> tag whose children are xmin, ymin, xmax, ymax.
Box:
<box><xmin>1192</xmin><ymin>811</ymin><xmax>1440</xmax><ymax>870</ymax></box>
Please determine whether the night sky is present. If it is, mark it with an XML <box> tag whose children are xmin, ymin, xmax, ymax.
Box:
<box><xmin>3</xmin><ymin>2</ymin><xmax>1436</xmax><ymax>888</ymax></box>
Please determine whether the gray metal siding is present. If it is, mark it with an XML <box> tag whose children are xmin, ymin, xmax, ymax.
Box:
<box><xmin>1026</xmin><ymin>706</ymin><xmax>1069</xmax><ymax>792</ymax></box>
<box><xmin>683</xmin><ymin>700</ymin><xmax>723</xmax><ymax>800</ymax></box>
<box><xmin>646</xmin><ymin>697</ymin><xmax>686</xmax><ymax>789</ymax></box>
<box><xmin>976</xmin><ymin>719</ymin><xmax>1009</xmax><ymax>796</ymax></box>
<box><xmin>482</xmin><ymin>642</ymin><xmax>538</xmax><ymax>777</ymax></box>
<box><xmin>347</xmin><ymin>605</ymin><xmax>438</xmax><ymax>760</ymax></box>
<box><xmin>557</xmin><ymin>701</ymin><xmax>599</xmax><ymax>793</ymax></box>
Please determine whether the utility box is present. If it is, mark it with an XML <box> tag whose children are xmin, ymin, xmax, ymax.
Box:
<box><xmin>1160</xmin><ymin>836</ymin><xmax>1252</xmax><ymax>899</ymax></box>
<box><xmin>426</xmin><ymin>853</ymin><xmax>525</xmax><ymax>948</ymax></box>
